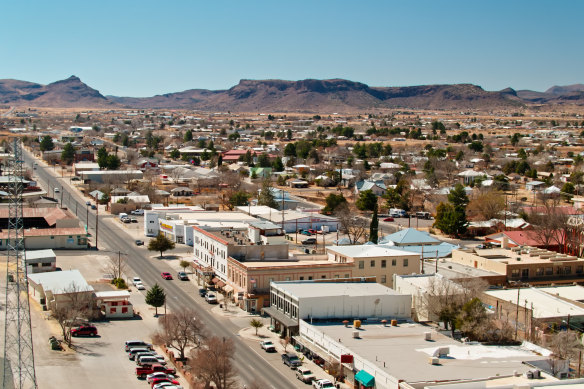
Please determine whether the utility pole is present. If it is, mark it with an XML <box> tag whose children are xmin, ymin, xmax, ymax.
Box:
<box><xmin>95</xmin><ymin>201</ymin><xmax>99</xmax><ymax>250</ymax></box>
<box><xmin>3</xmin><ymin>138</ymin><xmax>38</xmax><ymax>388</ymax></box>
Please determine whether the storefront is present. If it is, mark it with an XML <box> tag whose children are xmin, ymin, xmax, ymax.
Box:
<box><xmin>354</xmin><ymin>370</ymin><xmax>375</xmax><ymax>388</ymax></box>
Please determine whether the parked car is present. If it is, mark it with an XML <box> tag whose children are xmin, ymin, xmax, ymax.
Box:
<box><xmin>153</xmin><ymin>383</ymin><xmax>182</xmax><ymax>389</ymax></box>
<box><xmin>137</xmin><ymin>355</ymin><xmax>166</xmax><ymax>366</ymax></box>
<box><xmin>136</xmin><ymin>364</ymin><xmax>175</xmax><ymax>379</ymax></box>
<box><xmin>125</xmin><ymin>340</ymin><xmax>152</xmax><ymax>352</ymax></box>
<box><xmin>135</xmin><ymin>240</ymin><xmax>144</xmax><ymax>246</ymax></box>
<box><xmin>70</xmin><ymin>325</ymin><xmax>97</xmax><ymax>337</ymax></box>
<box><xmin>282</xmin><ymin>352</ymin><xmax>301</xmax><ymax>368</ymax></box>
<box><xmin>383</xmin><ymin>217</ymin><xmax>394</xmax><ymax>222</ymax></box>
<box><xmin>135</xmin><ymin>282</ymin><xmax>146</xmax><ymax>290</ymax></box>
<box><xmin>150</xmin><ymin>377</ymin><xmax>179</xmax><ymax>388</ymax></box>
<box><xmin>308</xmin><ymin>229</ymin><xmax>317</xmax><ymax>234</ymax></box>
<box><xmin>260</xmin><ymin>340</ymin><xmax>276</xmax><ymax>352</ymax></box>
<box><xmin>147</xmin><ymin>372</ymin><xmax>175</xmax><ymax>384</ymax></box>
<box><xmin>54</xmin><ymin>188</ymin><xmax>60</xmax><ymax>193</ymax></box>
<box><xmin>302</xmin><ymin>238</ymin><xmax>317</xmax><ymax>245</ymax></box>
<box><xmin>177</xmin><ymin>271</ymin><xmax>188</xmax><ymax>281</ymax></box>
<box><xmin>198</xmin><ymin>288</ymin><xmax>207</xmax><ymax>297</ymax></box>
<box><xmin>131</xmin><ymin>209</ymin><xmax>145</xmax><ymax>215</ymax></box>
<box><xmin>300</xmin><ymin>230</ymin><xmax>312</xmax><ymax>236</ymax></box>
<box><xmin>85</xmin><ymin>201</ymin><xmax>91</xmax><ymax>206</ymax></box>
<box><xmin>313</xmin><ymin>379</ymin><xmax>335</xmax><ymax>389</ymax></box>
<box><xmin>131</xmin><ymin>218</ymin><xmax>138</xmax><ymax>223</ymax></box>
<box><xmin>296</xmin><ymin>367</ymin><xmax>316</xmax><ymax>383</ymax></box>
<box><xmin>91</xmin><ymin>204</ymin><xmax>97</xmax><ymax>210</ymax></box>
<box><xmin>161</xmin><ymin>272</ymin><xmax>173</xmax><ymax>280</ymax></box>
<box><xmin>205</xmin><ymin>292</ymin><xmax>217</xmax><ymax>304</ymax></box>
<box><xmin>122</xmin><ymin>217</ymin><xmax>131</xmax><ymax>224</ymax></box>
<box><xmin>128</xmin><ymin>347</ymin><xmax>151</xmax><ymax>360</ymax></box>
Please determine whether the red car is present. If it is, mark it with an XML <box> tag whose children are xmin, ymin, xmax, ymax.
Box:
<box><xmin>308</xmin><ymin>229</ymin><xmax>317</xmax><ymax>234</ymax></box>
<box><xmin>383</xmin><ymin>217</ymin><xmax>394</xmax><ymax>222</ymax></box>
<box><xmin>70</xmin><ymin>325</ymin><xmax>97</xmax><ymax>337</ymax></box>
<box><xmin>161</xmin><ymin>272</ymin><xmax>173</xmax><ymax>280</ymax></box>
<box><xmin>150</xmin><ymin>377</ymin><xmax>180</xmax><ymax>388</ymax></box>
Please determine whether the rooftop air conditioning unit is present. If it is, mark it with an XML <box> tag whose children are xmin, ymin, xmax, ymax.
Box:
<box><xmin>352</xmin><ymin>331</ymin><xmax>360</xmax><ymax>339</ymax></box>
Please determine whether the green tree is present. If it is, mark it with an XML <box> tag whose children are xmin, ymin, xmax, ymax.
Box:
<box><xmin>229</xmin><ymin>191</ymin><xmax>251</xmax><ymax>207</ymax></box>
<box><xmin>97</xmin><ymin>147</ymin><xmax>109</xmax><ymax>168</ymax></box>
<box><xmin>272</xmin><ymin>157</ymin><xmax>284</xmax><ymax>172</ymax></box>
<box><xmin>257</xmin><ymin>152</ymin><xmax>271</xmax><ymax>168</ymax></box>
<box><xmin>562</xmin><ymin>182</ymin><xmax>575</xmax><ymax>200</ymax></box>
<box><xmin>61</xmin><ymin>142</ymin><xmax>75</xmax><ymax>165</ymax></box>
<box><xmin>184</xmin><ymin>129</ymin><xmax>193</xmax><ymax>142</ymax></box>
<box><xmin>258</xmin><ymin>179</ymin><xmax>279</xmax><ymax>209</ymax></box>
<box><xmin>384</xmin><ymin>187</ymin><xmax>402</xmax><ymax>209</ymax></box>
<box><xmin>510</xmin><ymin>132</ymin><xmax>521</xmax><ymax>146</ymax></box>
<box><xmin>179</xmin><ymin>260</ymin><xmax>190</xmax><ymax>271</ymax></box>
<box><xmin>322</xmin><ymin>193</ymin><xmax>347</xmax><ymax>215</ymax></box>
<box><xmin>249</xmin><ymin>318</ymin><xmax>264</xmax><ymax>336</ymax></box>
<box><xmin>106</xmin><ymin>154</ymin><xmax>121</xmax><ymax>170</ymax></box>
<box><xmin>356</xmin><ymin>190</ymin><xmax>378</xmax><ymax>211</ymax></box>
<box><xmin>39</xmin><ymin>136</ymin><xmax>54</xmax><ymax>152</ymax></box>
<box><xmin>369</xmin><ymin>204</ymin><xmax>379</xmax><ymax>244</ymax></box>
<box><xmin>217</xmin><ymin>154</ymin><xmax>223</xmax><ymax>166</ymax></box>
<box><xmin>468</xmin><ymin>141</ymin><xmax>484</xmax><ymax>153</ymax></box>
<box><xmin>169</xmin><ymin>149</ymin><xmax>180</xmax><ymax>159</ymax></box>
<box><xmin>284</xmin><ymin>143</ymin><xmax>296</xmax><ymax>157</ymax></box>
<box><xmin>517</xmin><ymin>148</ymin><xmax>527</xmax><ymax>160</ymax></box>
<box><xmin>448</xmin><ymin>183</ymin><xmax>470</xmax><ymax>210</ymax></box>
<box><xmin>145</xmin><ymin>283</ymin><xmax>166</xmax><ymax>316</ymax></box>
<box><xmin>148</xmin><ymin>233</ymin><xmax>176</xmax><ymax>258</ymax></box>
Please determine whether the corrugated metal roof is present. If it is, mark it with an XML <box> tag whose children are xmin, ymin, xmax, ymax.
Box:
<box><xmin>381</xmin><ymin>228</ymin><xmax>439</xmax><ymax>245</ymax></box>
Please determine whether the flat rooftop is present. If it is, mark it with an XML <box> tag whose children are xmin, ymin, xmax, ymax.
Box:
<box><xmin>272</xmin><ymin>280</ymin><xmax>401</xmax><ymax>298</ymax></box>
<box><xmin>485</xmin><ymin>288</ymin><xmax>584</xmax><ymax>319</ymax></box>
<box><xmin>326</xmin><ymin>244</ymin><xmax>420</xmax><ymax>259</ymax></box>
<box><xmin>473</xmin><ymin>247</ymin><xmax>581</xmax><ymax>265</ymax></box>
<box><xmin>302</xmin><ymin>321</ymin><xmax>545</xmax><ymax>384</ymax></box>
<box><xmin>436</xmin><ymin>259</ymin><xmax>503</xmax><ymax>279</ymax></box>
<box><xmin>537</xmin><ymin>285</ymin><xmax>584</xmax><ymax>303</ymax></box>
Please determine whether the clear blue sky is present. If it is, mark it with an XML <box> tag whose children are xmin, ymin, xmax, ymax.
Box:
<box><xmin>2</xmin><ymin>0</ymin><xmax>582</xmax><ymax>97</ymax></box>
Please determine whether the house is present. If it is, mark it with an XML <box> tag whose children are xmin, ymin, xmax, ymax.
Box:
<box><xmin>79</xmin><ymin>170</ymin><xmax>143</xmax><ymax>184</ymax></box>
<box><xmin>249</xmin><ymin>167</ymin><xmax>272</xmax><ymax>179</ymax></box>
<box><xmin>526</xmin><ymin>180</ymin><xmax>546</xmax><ymax>191</ymax></box>
<box><xmin>73</xmin><ymin>162</ymin><xmax>100</xmax><ymax>176</ymax></box>
<box><xmin>378</xmin><ymin>228</ymin><xmax>459</xmax><ymax>259</ymax></box>
<box><xmin>170</xmin><ymin>186</ymin><xmax>194</xmax><ymax>197</ymax></box>
<box><xmin>74</xmin><ymin>149</ymin><xmax>94</xmax><ymax>162</ymax></box>
<box><xmin>136</xmin><ymin>158</ymin><xmax>159</xmax><ymax>170</ymax></box>
<box><xmin>458</xmin><ymin>170</ymin><xmax>488</xmax><ymax>185</ymax></box>
<box><xmin>484</xmin><ymin>229</ymin><xmax>563</xmax><ymax>252</ymax></box>
<box><xmin>354</xmin><ymin>180</ymin><xmax>386</xmax><ymax>196</ymax></box>
<box><xmin>24</xmin><ymin>249</ymin><xmax>57</xmax><ymax>273</ymax></box>
<box><xmin>95</xmin><ymin>290</ymin><xmax>133</xmax><ymax>319</ymax></box>
<box><xmin>572</xmin><ymin>196</ymin><xmax>584</xmax><ymax>210</ymax></box>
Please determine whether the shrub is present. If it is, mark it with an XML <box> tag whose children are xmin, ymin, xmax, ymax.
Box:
<box><xmin>112</xmin><ymin>278</ymin><xmax>128</xmax><ymax>289</ymax></box>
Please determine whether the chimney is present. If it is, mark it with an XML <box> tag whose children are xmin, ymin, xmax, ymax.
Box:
<box><xmin>502</xmin><ymin>235</ymin><xmax>509</xmax><ymax>249</ymax></box>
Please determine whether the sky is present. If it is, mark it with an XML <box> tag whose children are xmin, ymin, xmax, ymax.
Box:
<box><xmin>1</xmin><ymin>0</ymin><xmax>582</xmax><ymax>97</ymax></box>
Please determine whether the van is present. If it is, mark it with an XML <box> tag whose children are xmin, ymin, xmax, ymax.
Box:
<box><xmin>119</xmin><ymin>213</ymin><xmax>128</xmax><ymax>221</ymax></box>
<box><xmin>125</xmin><ymin>340</ymin><xmax>152</xmax><ymax>352</ymax></box>
<box><xmin>416</xmin><ymin>212</ymin><xmax>431</xmax><ymax>219</ymax></box>
<box><xmin>390</xmin><ymin>208</ymin><xmax>407</xmax><ymax>218</ymax></box>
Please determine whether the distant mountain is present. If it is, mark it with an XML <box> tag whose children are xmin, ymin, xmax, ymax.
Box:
<box><xmin>0</xmin><ymin>76</ymin><xmax>111</xmax><ymax>107</ymax></box>
<box><xmin>2</xmin><ymin>76</ymin><xmax>584</xmax><ymax>111</ymax></box>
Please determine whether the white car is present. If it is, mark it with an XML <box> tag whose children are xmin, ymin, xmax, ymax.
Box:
<box><xmin>135</xmin><ymin>282</ymin><xmax>146</xmax><ymax>290</ymax></box>
<box><xmin>313</xmin><ymin>379</ymin><xmax>335</xmax><ymax>389</ymax></box>
<box><xmin>131</xmin><ymin>209</ymin><xmax>144</xmax><ymax>215</ymax></box>
<box><xmin>132</xmin><ymin>277</ymin><xmax>142</xmax><ymax>286</ymax></box>
<box><xmin>54</xmin><ymin>188</ymin><xmax>60</xmax><ymax>193</ymax></box>
<box><xmin>153</xmin><ymin>383</ymin><xmax>182</xmax><ymax>389</ymax></box>
<box><xmin>147</xmin><ymin>372</ymin><xmax>175</xmax><ymax>384</ymax></box>
<box><xmin>260</xmin><ymin>340</ymin><xmax>276</xmax><ymax>352</ymax></box>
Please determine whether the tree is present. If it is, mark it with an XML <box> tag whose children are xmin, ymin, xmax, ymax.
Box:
<box><xmin>467</xmin><ymin>190</ymin><xmax>505</xmax><ymax>221</ymax></box>
<box><xmin>257</xmin><ymin>152</ymin><xmax>271</xmax><ymax>168</ymax></box>
<box><xmin>258</xmin><ymin>179</ymin><xmax>278</xmax><ymax>209</ymax></box>
<box><xmin>335</xmin><ymin>203</ymin><xmax>368</xmax><ymax>244</ymax></box>
<box><xmin>384</xmin><ymin>187</ymin><xmax>402</xmax><ymax>209</ymax></box>
<box><xmin>510</xmin><ymin>132</ymin><xmax>521</xmax><ymax>146</ymax></box>
<box><xmin>456</xmin><ymin>297</ymin><xmax>488</xmax><ymax>340</ymax></box>
<box><xmin>106</xmin><ymin>154</ymin><xmax>121</xmax><ymax>170</ymax></box>
<box><xmin>322</xmin><ymin>193</ymin><xmax>347</xmax><ymax>215</ymax></box>
<box><xmin>190</xmin><ymin>336</ymin><xmax>238</xmax><ymax>389</ymax></box>
<box><xmin>468</xmin><ymin>141</ymin><xmax>484</xmax><ymax>153</ymax></box>
<box><xmin>51</xmin><ymin>282</ymin><xmax>96</xmax><ymax>346</ymax></box>
<box><xmin>229</xmin><ymin>190</ymin><xmax>251</xmax><ymax>208</ymax></box>
<box><xmin>145</xmin><ymin>283</ymin><xmax>166</xmax><ymax>316</ymax></box>
<box><xmin>169</xmin><ymin>149</ymin><xmax>180</xmax><ymax>159</ymax></box>
<box><xmin>184</xmin><ymin>129</ymin><xmax>193</xmax><ymax>142</ymax></box>
<box><xmin>148</xmin><ymin>233</ymin><xmax>176</xmax><ymax>258</ymax></box>
<box><xmin>272</xmin><ymin>157</ymin><xmax>284</xmax><ymax>172</ymax></box>
<box><xmin>39</xmin><ymin>135</ymin><xmax>54</xmax><ymax>151</ymax></box>
<box><xmin>153</xmin><ymin>309</ymin><xmax>205</xmax><ymax>360</ymax></box>
<box><xmin>179</xmin><ymin>260</ymin><xmax>190</xmax><ymax>272</ymax></box>
<box><xmin>249</xmin><ymin>318</ymin><xmax>264</xmax><ymax>336</ymax></box>
<box><xmin>61</xmin><ymin>142</ymin><xmax>75</xmax><ymax>165</ymax></box>
<box><xmin>369</xmin><ymin>204</ymin><xmax>379</xmax><ymax>244</ymax></box>
<box><xmin>356</xmin><ymin>190</ymin><xmax>378</xmax><ymax>211</ymax></box>
<box><xmin>97</xmin><ymin>147</ymin><xmax>109</xmax><ymax>168</ymax></box>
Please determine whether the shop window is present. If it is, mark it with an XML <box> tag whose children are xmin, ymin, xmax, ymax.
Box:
<box><xmin>122</xmin><ymin>307</ymin><xmax>128</xmax><ymax>314</ymax></box>
<box><xmin>564</xmin><ymin>266</ymin><xmax>571</xmax><ymax>275</ymax></box>
<box><xmin>511</xmin><ymin>269</ymin><xmax>520</xmax><ymax>278</ymax></box>
<box><xmin>299</xmin><ymin>277</ymin><xmax>304</xmax><ymax>280</ymax></box>
<box><xmin>110</xmin><ymin>308</ymin><xmax>116</xmax><ymax>314</ymax></box>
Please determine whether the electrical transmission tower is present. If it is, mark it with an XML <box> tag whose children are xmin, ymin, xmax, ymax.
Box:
<box><xmin>2</xmin><ymin>138</ymin><xmax>38</xmax><ymax>389</ymax></box>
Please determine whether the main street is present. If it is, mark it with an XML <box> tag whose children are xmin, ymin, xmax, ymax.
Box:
<box><xmin>25</xmin><ymin>149</ymin><xmax>296</xmax><ymax>389</ymax></box>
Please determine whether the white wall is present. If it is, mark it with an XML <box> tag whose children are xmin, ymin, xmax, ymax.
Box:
<box><xmin>299</xmin><ymin>294</ymin><xmax>411</xmax><ymax>320</ymax></box>
<box><xmin>144</xmin><ymin>211</ymin><xmax>159</xmax><ymax>236</ymax></box>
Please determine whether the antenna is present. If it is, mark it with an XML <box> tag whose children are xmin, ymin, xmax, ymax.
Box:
<box><xmin>3</xmin><ymin>138</ymin><xmax>38</xmax><ymax>388</ymax></box>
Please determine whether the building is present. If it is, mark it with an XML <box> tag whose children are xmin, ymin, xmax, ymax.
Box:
<box><xmin>449</xmin><ymin>246</ymin><xmax>584</xmax><ymax>285</ymax></box>
<box><xmin>255</xmin><ymin>209</ymin><xmax>339</xmax><ymax>233</ymax></box>
<box><xmin>79</xmin><ymin>170</ymin><xmax>143</xmax><ymax>184</ymax></box>
<box><xmin>73</xmin><ymin>161</ymin><xmax>100</xmax><ymax>176</ymax></box>
<box><xmin>0</xmin><ymin>207</ymin><xmax>88</xmax><ymax>250</ymax></box>
<box><xmin>95</xmin><ymin>290</ymin><xmax>133</xmax><ymax>319</ymax></box>
<box><xmin>485</xmin><ymin>230</ymin><xmax>564</xmax><ymax>253</ymax></box>
<box><xmin>326</xmin><ymin>245</ymin><xmax>420</xmax><ymax>287</ymax></box>
<box><xmin>379</xmin><ymin>228</ymin><xmax>458</xmax><ymax>259</ymax></box>
<box><xmin>264</xmin><ymin>279</ymin><xmax>411</xmax><ymax>337</ymax></box>
<box><xmin>28</xmin><ymin>270</ymin><xmax>94</xmax><ymax>311</ymax></box>
<box><xmin>24</xmin><ymin>249</ymin><xmax>56</xmax><ymax>273</ymax></box>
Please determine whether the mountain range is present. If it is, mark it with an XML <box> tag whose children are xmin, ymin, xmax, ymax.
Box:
<box><xmin>1</xmin><ymin>76</ymin><xmax>583</xmax><ymax>112</ymax></box>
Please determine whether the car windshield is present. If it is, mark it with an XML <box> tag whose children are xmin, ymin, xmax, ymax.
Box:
<box><xmin>302</xmin><ymin>370</ymin><xmax>312</xmax><ymax>375</ymax></box>
<box><xmin>264</xmin><ymin>341</ymin><xmax>273</xmax><ymax>345</ymax></box>
<box><xmin>289</xmin><ymin>355</ymin><xmax>299</xmax><ymax>361</ymax></box>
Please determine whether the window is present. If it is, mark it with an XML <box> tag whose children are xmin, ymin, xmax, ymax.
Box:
<box><xmin>334</xmin><ymin>275</ymin><xmax>339</xmax><ymax>278</ymax></box>
<box><xmin>121</xmin><ymin>307</ymin><xmax>128</xmax><ymax>314</ymax></box>
<box><xmin>577</xmin><ymin>266</ymin><xmax>583</xmax><ymax>274</ymax></box>
<box><xmin>321</xmin><ymin>275</ymin><xmax>326</xmax><ymax>279</ymax></box>
<box><xmin>536</xmin><ymin>268</ymin><xmax>544</xmax><ymax>276</ymax></box>
<box><xmin>308</xmin><ymin>276</ymin><xmax>313</xmax><ymax>280</ymax></box>
<box><xmin>285</xmin><ymin>277</ymin><xmax>291</xmax><ymax>281</ymax></box>
<box><xmin>381</xmin><ymin>260</ymin><xmax>387</xmax><ymax>268</ymax></box>
<box><xmin>545</xmin><ymin>267</ymin><xmax>553</xmax><ymax>275</ymax></box>
<box><xmin>392</xmin><ymin>259</ymin><xmax>396</xmax><ymax>266</ymax></box>
<box><xmin>345</xmin><ymin>274</ymin><xmax>350</xmax><ymax>278</ymax></box>
<box><xmin>403</xmin><ymin>258</ymin><xmax>408</xmax><ymax>267</ymax></box>
<box><xmin>521</xmin><ymin>268</ymin><xmax>529</xmax><ymax>278</ymax></box>
<box><xmin>564</xmin><ymin>266</ymin><xmax>571</xmax><ymax>275</ymax></box>
<box><xmin>370</xmin><ymin>260</ymin><xmax>375</xmax><ymax>267</ymax></box>
<box><xmin>299</xmin><ymin>277</ymin><xmax>304</xmax><ymax>280</ymax></box>
<box><xmin>511</xmin><ymin>269</ymin><xmax>520</xmax><ymax>278</ymax></box>
<box><xmin>381</xmin><ymin>275</ymin><xmax>387</xmax><ymax>283</ymax></box>
<box><xmin>358</xmin><ymin>261</ymin><xmax>364</xmax><ymax>269</ymax></box>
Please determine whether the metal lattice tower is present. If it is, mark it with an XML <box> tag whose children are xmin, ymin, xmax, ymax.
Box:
<box><xmin>2</xmin><ymin>138</ymin><xmax>37</xmax><ymax>389</ymax></box>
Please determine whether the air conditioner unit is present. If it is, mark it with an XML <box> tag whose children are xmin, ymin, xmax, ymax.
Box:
<box><xmin>352</xmin><ymin>331</ymin><xmax>360</xmax><ymax>339</ymax></box>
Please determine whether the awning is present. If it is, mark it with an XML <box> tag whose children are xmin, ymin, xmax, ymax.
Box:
<box><xmin>223</xmin><ymin>285</ymin><xmax>233</xmax><ymax>293</ymax></box>
<box><xmin>262</xmin><ymin>306</ymin><xmax>298</xmax><ymax>328</ymax></box>
<box><xmin>355</xmin><ymin>370</ymin><xmax>375</xmax><ymax>387</ymax></box>
<box><xmin>211</xmin><ymin>277</ymin><xmax>219</xmax><ymax>284</ymax></box>
<box><xmin>216</xmin><ymin>280</ymin><xmax>226</xmax><ymax>288</ymax></box>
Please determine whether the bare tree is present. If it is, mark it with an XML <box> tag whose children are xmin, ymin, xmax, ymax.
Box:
<box><xmin>105</xmin><ymin>252</ymin><xmax>127</xmax><ymax>280</ymax></box>
<box><xmin>190</xmin><ymin>336</ymin><xmax>238</xmax><ymax>389</ymax></box>
<box><xmin>152</xmin><ymin>309</ymin><xmax>206</xmax><ymax>360</ymax></box>
<box><xmin>279</xmin><ymin>336</ymin><xmax>291</xmax><ymax>352</ymax></box>
<box><xmin>467</xmin><ymin>190</ymin><xmax>506</xmax><ymax>221</ymax></box>
<box><xmin>547</xmin><ymin>331</ymin><xmax>582</xmax><ymax>377</ymax></box>
<box><xmin>526</xmin><ymin>199</ymin><xmax>569</xmax><ymax>252</ymax></box>
<box><xmin>51</xmin><ymin>282</ymin><xmax>96</xmax><ymax>346</ymax></box>
<box><xmin>334</xmin><ymin>203</ymin><xmax>368</xmax><ymax>244</ymax></box>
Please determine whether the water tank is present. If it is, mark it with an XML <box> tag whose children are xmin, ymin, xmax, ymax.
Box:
<box><xmin>353</xmin><ymin>320</ymin><xmax>361</xmax><ymax>328</ymax></box>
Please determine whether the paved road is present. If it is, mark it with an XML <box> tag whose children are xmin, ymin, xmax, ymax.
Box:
<box><xmin>25</xmin><ymin>150</ymin><xmax>296</xmax><ymax>389</ymax></box>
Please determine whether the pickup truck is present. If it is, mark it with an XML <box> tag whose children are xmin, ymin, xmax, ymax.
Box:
<box><xmin>136</xmin><ymin>364</ymin><xmax>176</xmax><ymax>379</ymax></box>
